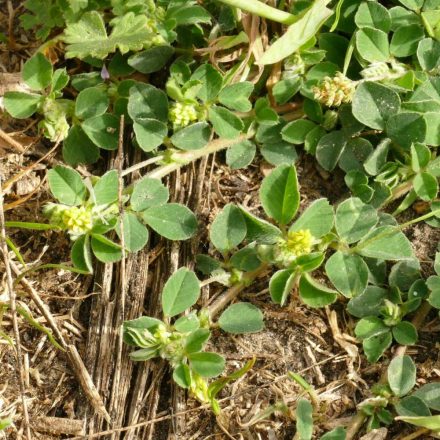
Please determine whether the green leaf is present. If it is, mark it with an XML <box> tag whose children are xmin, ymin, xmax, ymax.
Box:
<box><xmin>356</xmin><ymin>27</ymin><xmax>390</xmax><ymax>63</ymax></box>
<box><xmin>423</xmin><ymin>112</ymin><xmax>440</xmax><ymax>146</ymax></box>
<box><xmin>171</xmin><ymin>122</ymin><xmax>211</xmax><ymax>151</ymax></box>
<box><xmin>411</xmin><ymin>143</ymin><xmax>431</xmax><ymax>172</ymax></box>
<box><xmin>162</xmin><ymin>268</ymin><xmax>200</xmax><ymax>317</ymax></box>
<box><xmin>363</xmin><ymin>331</ymin><xmax>392</xmax><ymax>362</ymax></box>
<box><xmin>396</xmin><ymin>415</ymin><xmax>440</xmax><ymax>432</ymax></box>
<box><xmin>413</xmin><ymin>383</ymin><xmax>440</xmax><ymax>410</ymax></box>
<box><xmin>296</xmin><ymin>398</ymin><xmax>313</xmax><ymax>440</ymax></box>
<box><xmin>355</xmin><ymin>316</ymin><xmax>389</xmax><ymax>339</ymax></box>
<box><xmin>273</xmin><ymin>77</ymin><xmax>302</xmax><ymax>105</ymax></box>
<box><xmin>75</xmin><ymin>86</ymin><xmax>109</xmax><ymax>119</ymax></box>
<box><xmin>185</xmin><ymin>328</ymin><xmax>211</xmax><ymax>353</ymax></box>
<box><xmin>128</xmin><ymin>83</ymin><xmax>169</xmax><ymax>123</ymax></box>
<box><xmin>166</xmin><ymin>4</ymin><xmax>211</xmax><ymax>26</ymax></box>
<box><xmin>299</xmin><ymin>273</ymin><xmax>338</xmax><ymax>308</ymax></box>
<box><xmin>131</xmin><ymin>177</ymin><xmax>169</xmax><ymax>212</ymax></box>
<box><xmin>129</xmin><ymin>347</ymin><xmax>160</xmax><ymax>361</ymax></box>
<box><xmin>282</xmin><ymin>120</ymin><xmax>317</xmax><ymax>145</ymax></box>
<box><xmin>230</xmin><ymin>245</ymin><xmax>261</xmax><ymax>271</ymax></box>
<box><xmin>226</xmin><ymin>140</ymin><xmax>256</xmax><ymax>169</ymax></box>
<box><xmin>413</xmin><ymin>172</ymin><xmax>438</xmax><ymax>201</ymax></box>
<box><xmin>290</xmin><ymin>199</ymin><xmax>334</xmax><ymax>238</ymax></box>
<box><xmin>82</xmin><ymin>114</ymin><xmax>119</xmax><ymax>150</ymax></box>
<box><xmin>62</xmin><ymin>126</ymin><xmax>100</xmax><ymax>167</ymax></box>
<box><xmin>208</xmin><ymin>106</ymin><xmax>244</xmax><ymax>139</ymax></box>
<box><xmin>173</xmin><ymin>363</ymin><xmax>192</xmax><ymax>388</ymax></box>
<box><xmin>71</xmin><ymin>235</ymin><xmax>93</xmax><ymax>273</ymax></box>
<box><xmin>63</xmin><ymin>11</ymin><xmax>155</xmax><ymax>59</ymax></box>
<box><xmin>335</xmin><ymin>197</ymin><xmax>378</xmax><ymax>244</ymax></box>
<box><xmin>390</xmin><ymin>24</ymin><xmax>425</xmax><ymax>57</ymax></box>
<box><xmin>219</xmin><ymin>303</ymin><xmax>264</xmax><ymax>334</ymax></box>
<box><xmin>174</xmin><ymin>313</ymin><xmax>200</xmax><ymax>333</ymax></box>
<box><xmin>392</xmin><ymin>321</ymin><xmax>418</xmax><ymax>345</ymax></box>
<box><xmin>142</xmin><ymin>203</ymin><xmax>197</xmax><ymax>240</ymax></box>
<box><xmin>3</xmin><ymin>91</ymin><xmax>42</xmax><ymax>119</ymax></box>
<box><xmin>260</xmin><ymin>164</ymin><xmax>300</xmax><ymax>225</ymax></box>
<box><xmin>47</xmin><ymin>165</ymin><xmax>87</xmax><ymax>206</ymax></box>
<box><xmin>218</xmin><ymin>81</ymin><xmax>253</xmax><ymax>112</ymax></box>
<box><xmin>338</xmin><ymin>138</ymin><xmax>373</xmax><ymax>173</ymax></box>
<box><xmin>196</xmin><ymin>254</ymin><xmax>222</xmax><ymax>275</ymax></box>
<box><xmin>386</xmin><ymin>112</ymin><xmax>427</xmax><ymax>150</ymax></box>
<box><xmin>56</xmin><ymin>70</ymin><xmax>74</xmax><ymax>96</ymax></box>
<box><xmin>119</xmin><ymin>212</ymin><xmax>149</xmax><ymax>253</ymax></box>
<box><xmin>188</xmin><ymin>352</ymin><xmax>225</xmax><ymax>378</ymax></box>
<box><xmin>261</xmin><ymin>142</ymin><xmax>298</xmax><ymax>166</ymax></box>
<box><xmin>356</xmin><ymin>226</ymin><xmax>414</xmax><ymax>260</ymax></box>
<box><xmin>128</xmin><ymin>46</ymin><xmax>174</xmax><ymax>74</ymax></box>
<box><xmin>91</xmin><ymin>234</ymin><xmax>122</xmax><ymax>263</ymax></box>
<box><xmin>355</xmin><ymin>2</ymin><xmax>391</xmax><ymax>32</ymax></box>
<box><xmin>239</xmin><ymin>208</ymin><xmax>282</xmax><ymax>244</ymax></box>
<box><xmin>259</xmin><ymin>0</ymin><xmax>333</xmax><ymax>65</ymax></box>
<box><xmin>388</xmin><ymin>355</ymin><xmax>417</xmax><ymax>397</ymax></box>
<box><xmin>325</xmin><ymin>252</ymin><xmax>368</xmax><ymax>298</ymax></box>
<box><xmin>210</xmin><ymin>204</ymin><xmax>246</xmax><ymax>253</ymax></box>
<box><xmin>347</xmin><ymin>286</ymin><xmax>388</xmax><ymax>318</ymax></box>
<box><xmin>93</xmin><ymin>170</ymin><xmax>118</xmax><ymax>206</ymax></box>
<box><xmin>417</xmin><ymin>38</ymin><xmax>440</xmax><ymax>71</ymax></box>
<box><xmin>269</xmin><ymin>269</ymin><xmax>296</xmax><ymax>305</ymax></box>
<box><xmin>123</xmin><ymin>316</ymin><xmax>163</xmax><ymax>346</ymax></box>
<box><xmin>352</xmin><ymin>82</ymin><xmax>401</xmax><ymax>130</ymax></box>
<box><xmin>191</xmin><ymin>64</ymin><xmax>223</xmax><ymax>103</ymax></box>
<box><xmin>22</xmin><ymin>52</ymin><xmax>52</xmax><ymax>91</ymax></box>
<box><xmin>133</xmin><ymin>118</ymin><xmax>167</xmax><ymax>152</ymax></box>
<box><xmin>316</xmin><ymin>131</ymin><xmax>347</xmax><ymax>171</ymax></box>
<box><xmin>396</xmin><ymin>396</ymin><xmax>431</xmax><ymax>417</ymax></box>
<box><xmin>320</xmin><ymin>427</ymin><xmax>346</xmax><ymax>440</ymax></box>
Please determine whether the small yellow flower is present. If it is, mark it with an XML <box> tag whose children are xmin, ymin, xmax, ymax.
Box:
<box><xmin>62</xmin><ymin>206</ymin><xmax>93</xmax><ymax>236</ymax></box>
<box><xmin>286</xmin><ymin>229</ymin><xmax>313</xmax><ymax>255</ymax></box>
<box><xmin>169</xmin><ymin>102</ymin><xmax>199</xmax><ymax>128</ymax></box>
<box><xmin>313</xmin><ymin>72</ymin><xmax>355</xmax><ymax>107</ymax></box>
<box><xmin>275</xmin><ymin>229</ymin><xmax>315</xmax><ymax>267</ymax></box>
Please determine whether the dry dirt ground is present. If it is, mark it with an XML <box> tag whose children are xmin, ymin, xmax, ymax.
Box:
<box><xmin>0</xmin><ymin>3</ymin><xmax>440</xmax><ymax>440</ymax></box>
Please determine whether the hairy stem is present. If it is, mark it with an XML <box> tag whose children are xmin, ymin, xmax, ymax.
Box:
<box><xmin>146</xmin><ymin>134</ymin><xmax>249</xmax><ymax>181</ymax></box>
<box><xmin>213</xmin><ymin>0</ymin><xmax>297</xmax><ymax>24</ymax></box>
<box><xmin>207</xmin><ymin>264</ymin><xmax>269</xmax><ymax>318</ymax></box>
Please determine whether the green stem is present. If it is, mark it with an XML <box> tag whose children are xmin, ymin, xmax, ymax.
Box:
<box><xmin>399</xmin><ymin>208</ymin><xmax>440</xmax><ymax>229</ymax></box>
<box><xmin>213</xmin><ymin>0</ymin><xmax>297</xmax><ymax>24</ymax></box>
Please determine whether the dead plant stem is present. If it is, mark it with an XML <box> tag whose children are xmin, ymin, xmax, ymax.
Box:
<box><xmin>0</xmin><ymin>176</ymin><xmax>32</xmax><ymax>439</ymax></box>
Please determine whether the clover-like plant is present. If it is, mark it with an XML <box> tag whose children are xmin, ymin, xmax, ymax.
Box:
<box><xmin>3</xmin><ymin>53</ymin><xmax>72</xmax><ymax>141</ymax></box>
<box><xmin>123</xmin><ymin>267</ymin><xmax>263</xmax><ymax>413</ymax></box>
<box><xmin>356</xmin><ymin>355</ymin><xmax>440</xmax><ymax>434</ymax></box>
<box><xmin>6</xmin><ymin>166</ymin><xmax>198</xmax><ymax>272</ymax></box>
<box><xmin>198</xmin><ymin>164</ymin><xmax>416</xmax><ymax>312</ymax></box>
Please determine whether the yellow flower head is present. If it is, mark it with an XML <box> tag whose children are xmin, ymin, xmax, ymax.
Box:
<box><xmin>313</xmin><ymin>72</ymin><xmax>355</xmax><ymax>108</ymax></box>
<box><xmin>169</xmin><ymin>102</ymin><xmax>199</xmax><ymax>128</ymax></box>
<box><xmin>286</xmin><ymin>229</ymin><xmax>313</xmax><ymax>256</ymax></box>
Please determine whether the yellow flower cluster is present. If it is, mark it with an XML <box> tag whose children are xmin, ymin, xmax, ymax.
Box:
<box><xmin>61</xmin><ymin>206</ymin><xmax>93</xmax><ymax>236</ymax></box>
<box><xmin>169</xmin><ymin>102</ymin><xmax>199</xmax><ymax>128</ymax></box>
<box><xmin>313</xmin><ymin>72</ymin><xmax>356</xmax><ymax>108</ymax></box>
<box><xmin>286</xmin><ymin>229</ymin><xmax>313</xmax><ymax>256</ymax></box>
<box><xmin>274</xmin><ymin>229</ymin><xmax>315</xmax><ymax>267</ymax></box>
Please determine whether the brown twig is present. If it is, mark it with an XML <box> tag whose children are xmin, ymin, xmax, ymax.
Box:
<box><xmin>0</xmin><ymin>175</ymin><xmax>32</xmax><ymax>439</ymax></box>
<box><xmin>0</xmin><ymin>127</ymin><xmax>26</xmax><ymax>153</ymax></box>
<box><xmin>109</xmin><ymin>115</ymin><xmax>126</xmax><ymax>427</ymax></box>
